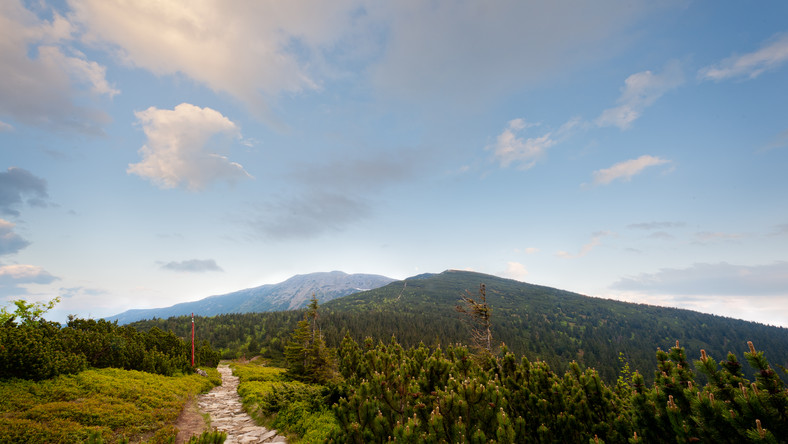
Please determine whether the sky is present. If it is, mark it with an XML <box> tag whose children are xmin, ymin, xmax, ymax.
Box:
<box><xmin>2</xmin><ymin>0</ymin><xmax>788</xmax><ymax>328</ymax></box>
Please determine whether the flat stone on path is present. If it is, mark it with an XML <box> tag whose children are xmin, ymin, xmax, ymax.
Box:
<box><xmin>197</xmin><ymin>364</ymin><xmax>288</xmax><ymax>444</ymax></box>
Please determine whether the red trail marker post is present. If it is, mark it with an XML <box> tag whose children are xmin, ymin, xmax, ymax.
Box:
<box><xmin>191</xmin><ymin>312</ymin><xmax>195</xmax><ymax>367</ymax></box>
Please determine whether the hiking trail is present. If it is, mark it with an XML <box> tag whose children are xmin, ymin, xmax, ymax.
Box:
<box><xmin>196</xmin><ymin>364</ymin><xmax>287</xmax><ymax>444</ymax></box>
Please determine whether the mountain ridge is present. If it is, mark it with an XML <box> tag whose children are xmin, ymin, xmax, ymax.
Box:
<box><xmin>106</xmin><ymin>271</ymin><xmax>395</xmax><ymax>324</ymax></box>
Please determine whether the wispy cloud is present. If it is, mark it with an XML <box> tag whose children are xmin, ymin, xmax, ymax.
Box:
<box><xmin>0</xmin><ymin>219</ymin><xmax>30</xmax><ymax>255</ymax></box>
<box><xmin>128</xmin><ymin>103</ymin><xmax>251</xmax><ymax>191</ymax></box>
<box><xmin>160</xmin><ymin>259</ymin><xmax>223</xmax><ymax>273</ymax></box>
<box><xmin>692</xmin><ymin>231</ymin><xmax>742</xmax><ymax>245</ymax></box>
<box><xmin>369</xmin><ymin>1</ymin><xmax>662</xmax><ymax>106</ymax></box>
<box><xmin>628</xmin><ymin>221</ymin><xmax>685</xmax><ymax>230</ymax></box>
<box><xmin>557</xmin><ymin>231</ymin><xmax>611</xmax><ymax>259</ymax></box>
<box><xmin>612</xmin><ymin>261</ymin><xmax>788</xmax><ymax>297</ymax></box>
<box><xmin>252</xmin><ymin>191</ymin><xmax>371</xmax><ymax>240</ymax></box>
<box><xmin>590</xmin><ymin>155</ymin><xmax>670</xmax><ymax>185</ymax></box>
<box><xmin>699</xmin><ymin>33</ymin><xmax>788</xmax><ymax>81</ymax></box>
<box><xmin>596</xmin><ymin>61</ymin><xmax>683</xmax><ymax>129</ymax></box>
<box><xmin>487</xmin><ymin>118</ymin><xmax>578</xmax><ymax>169</ymax></box>
<box><xmin>0</xmin><ymin>167</ymin><xmax>49</xmax><ymax>216</ymax></box>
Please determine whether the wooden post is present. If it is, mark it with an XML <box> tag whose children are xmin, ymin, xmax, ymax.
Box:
<box><xmin>191</xmin><ymin>312</ymin><xmax>195</xmax><ymax>367</ymax></box>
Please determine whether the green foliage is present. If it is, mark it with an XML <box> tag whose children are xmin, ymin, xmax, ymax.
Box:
<box><xmin>284</xmin><ymin>295</ymin><xmax>337</xmax><ymax>384</ymax></box>
<box><xmin>0</xmin><ymin>315</ymin><xmax>222</xmax><ymax>380</ymax></box>
<box><xmin>233</xmin><ymin>361</ymin><xmax>340</xmax><ymax>443</ymax></box>
<box><xmin>186</xmin><ymin>429</ymin><xmax>227</xmax><ymax>444</ymax></box>
<box><xmin>330</xmin><ymin>336</ymin><xmax>788</xmax><ymax>443</ymax></box>
<box><xmin>130</xmin><ymin>271</ymin><xmax>788</xmax><ymax>385</ymax></box>
<box><xmin>0</xmin><ymin>367</ymin><xmax>218</xmax><ymax>443</ymax></box>
<box><xmin>0</xmin><ymin>296</ymin><xmax>60</xmax><ymax>324</ymax></box>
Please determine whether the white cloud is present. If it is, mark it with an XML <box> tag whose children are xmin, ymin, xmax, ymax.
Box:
<box><xmin>70</xmin><ymin>0</ymin><xmax>360</xmax><ymax>115</ymax></box>
<box><xmin>128</xmin><ymin>103</ymin><xmax>251</xmax><ymax>191</ymax></box>
<box><xmin>0</xmin><ymin>1</ymin><xmax>114</xmax><ymax>132</ymax></box>
<box><xmin>591</xmin><ymin>155</ymin><xmax>670</xmax><ymax>185</ymax></box>
<box><xmin>699</xmin><ymin>33</ymin><xmax>788</xmax><ymax>81</ymax></box>
<box><xmin>160</xmin><ymin>259</ymin><xmax>223</xmax><ymax>273</ymax></box>
<box><xmin>487</xmin><ymin>119</ymin><xmax>555</xmax><ymax>169</ymax></box>
<box><xmin>502</xmin><ymin>262</ymin><xmax>529</xmax><ymax>281</ymax></box>
<box><xmin>596</xmin><ymin>62</ymin><xmax>683</xmax><ymax>129</ymax></box>
<box><xmin>556</xmin><ymin>231</ymin><xmax>610</xmax><ymax>259</ymax></box>
<box><xmin>525</xmin><ymin>247</ymin><xmax>539</xmax><ymax>255</ymax></box>
<box><xmin>0</xmin><ymin>264</ymin><xmax>58</xmax><ymax>285</ymax></box>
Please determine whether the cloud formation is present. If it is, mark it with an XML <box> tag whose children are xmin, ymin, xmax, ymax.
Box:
<box><xmin>0</xmin><ymin>264</ymin><xmax>58</xmax><ymax>287</ymax></box>
<box><xmin>628</xmin><ymin>221</ymin><xmax>685</xmax><ymax>230</ymax></box>
<box><xmin>0</xmin><ymin>167</ymin><xmax>49</xmax><ymax>216</ymax></box>
<box><xmin>161</xmin><ymin>259</ymin><xmax>223</xmax><ymax>273</ymax></box>
<box><xmin>70</xmin><ymin>0</ymin><xmax>359</xmax><ymax>115</ymax></box>
<box><xmin>128</xmin><ymin>103</ymin><xmax>250</xmax><ymax>191</ymax></box>
<box><xmin>596</xmin><ymin>62</ymin><xmax>683</xmax><ymax>129</ymax></box>
<box><xmin>369</xmin><ymin>1</ymin><xmax>659</xmax><ymax>105</ymax></box>
<box><xmin>591</xmin><ymin>155</ymin><xmax>670</xmax><ymax>185</ymax></box>
<box><xmin>0</xmin><ymin>1</ymin><xmax>114</xmax><ymax>132</ymax></box>
<box><xmin>0</xmin><ymin>219</ymin><xmax>30</xmax><ymax>255</ymax></box>
<box><xmin>501</xmin><ymin>262</ymin><xmax>529</xmax><ymax>281</ymax></box>
<box><xmin>699</xmin><ymin>33</ymin><xmax>788</xmax><ymax>81</ymax></box>
<box><xmin>487</xmin><ymin>119</ymin><xmax>554</xmax><ymax>169</ymax></box>
<box><xmin>612</xmin><ymin>262</ymin><xmax>788</xmax><ymax>297</ymax></box>
<box><xmin>253</xmin><ymin>191</ymin><xmax>371</xmax><ymax>239</ymax></box>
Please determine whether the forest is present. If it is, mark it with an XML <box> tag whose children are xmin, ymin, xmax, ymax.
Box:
<box><xmin>130</xmin><ymin>270</ymin><xmax>788</xmax><ymax>385</ymax></box>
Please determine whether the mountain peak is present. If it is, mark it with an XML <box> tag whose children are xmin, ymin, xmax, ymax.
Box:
<box><xmin>106</xmin><ymin>271</ymin><xmax>395</xmax><ymax>324</ymax></box>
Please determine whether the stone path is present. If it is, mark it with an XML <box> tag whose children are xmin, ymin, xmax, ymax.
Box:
<box><xmin>197</xmin><ymin>365</ymin><xmax>287</xmax><ymax>444</ymax></box>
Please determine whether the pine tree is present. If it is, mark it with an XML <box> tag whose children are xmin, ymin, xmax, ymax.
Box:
<box><xmin>284</xmin><ymin>294</ymin><xmax>336</xmax><ymax>384</ymax></box>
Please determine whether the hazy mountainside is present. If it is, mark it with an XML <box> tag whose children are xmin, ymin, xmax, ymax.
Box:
<box><xmin>107</xmin><ymin>271</ymin><xmax>394</xmax><ymax>324</ymax></box>
<box><xmin>131</xmin><ymin>270</ymin><xmax>788</xmax><ymax>384</ymax></box>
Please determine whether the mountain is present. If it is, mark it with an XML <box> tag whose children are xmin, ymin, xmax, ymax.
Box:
<box><xmin>130</xmin><ymin>270</ymin><xmax>788</xmax><ymax>383</ymax></box>
<box><xmin>106</xmin><ymin>271</ymin><xmax>395</xmax><ymax>324</ymax></box>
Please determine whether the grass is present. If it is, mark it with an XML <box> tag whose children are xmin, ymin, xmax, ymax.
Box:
<box><xmin>231</xmin><ymin>361</ymin><xmax>340</xmax><ymax>443</ymax></box>
<box><xmin>0</xmin><ymin>367</ymin><xmax>220</xmax><ymax>443</ymax></box>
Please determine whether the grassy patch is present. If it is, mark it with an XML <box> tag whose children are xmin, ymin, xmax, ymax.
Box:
<box><xmin>0</xmin><ymin>367</ymin><xmax>219</xmax><ymax>443</ymax></box>
<box><xmin>231</xmin><ymin>362</ymin><xmax>339</xmax><ymax>443</ymax></box>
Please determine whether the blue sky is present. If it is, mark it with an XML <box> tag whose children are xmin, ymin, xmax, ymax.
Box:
<box><xmin>2</xmin><ymin>0</ymin><xmax>788</xmax><ymax>327</ymax></box>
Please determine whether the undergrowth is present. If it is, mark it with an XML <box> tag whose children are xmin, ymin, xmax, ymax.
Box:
<box><xmin>0</xmin><ymin>367</ymin><xmax>220</xmax><ymax>443</ymax></box>
<box><xmin>232</xmin><ymin>362</ymin><xmax>340</xmax><ymax>443</ymax></box>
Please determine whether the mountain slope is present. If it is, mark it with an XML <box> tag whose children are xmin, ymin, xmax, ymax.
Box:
<box><xmin>322</xmin><ymin>270</ymin><xmax>788</xmax><ymax>382</ymax></box>
<box><xmin>130</xmin><ymin>270</ymin><xmax>788</xmax><ymax>383</ymax></box>
<box><xmin>107</xmin><ymin>271</ymin><xmax>394</xmax><ymax>324</ymax></box>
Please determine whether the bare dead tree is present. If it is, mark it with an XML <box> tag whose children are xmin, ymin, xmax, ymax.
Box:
<box><xmin>456</xmin><ymin>283</ymin><xmax>493</xmax><ymax>355</ymax></box>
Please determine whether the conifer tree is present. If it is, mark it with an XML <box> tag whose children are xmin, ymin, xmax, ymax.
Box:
<box><xmin>284</xmin><ymin>294</ymin><xmax>336</xmax><ymax>384</ymax></box>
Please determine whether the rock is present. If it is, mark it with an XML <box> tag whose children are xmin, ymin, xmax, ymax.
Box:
<box><xmin>197</xmin><ymin>364</ymin><xmax>288</xmax><ymax>443</ymax></box>
<box><xmin>196</xmin><ymin>368</ymin><xmax>208</xmax><ymax>377</ymax></box>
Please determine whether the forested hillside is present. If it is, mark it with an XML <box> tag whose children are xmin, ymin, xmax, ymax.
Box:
<box><xmin>131</xmin><ymin>270</ymin><xmax>788</xmax><ymax>384</ymax></box>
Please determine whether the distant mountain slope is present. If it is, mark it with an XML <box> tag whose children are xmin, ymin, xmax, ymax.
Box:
<box><xmin>130</xmin><ymin>270</ymin><xmax>788</xmax><ymax>383</ymax></box>
<box><xmin>322</xmin><ymin>270</ymin><xmax>788</xmax><ymax>382</ymax></box>
<box><xmin>106</xmin><ymin>271</ymin><xmax>394</xmax><ymax>324</ymax></box>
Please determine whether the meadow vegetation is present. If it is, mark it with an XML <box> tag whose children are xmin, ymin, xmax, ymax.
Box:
<box><xmin>0</xmin><ymin>367</ymin><xmax>220</xmax><ymax>443</ymax></box>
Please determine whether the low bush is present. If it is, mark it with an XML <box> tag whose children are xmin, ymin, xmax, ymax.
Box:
<box><xmin>0</xmin><ymin>367</ymin><xmax>219</xmax><ymax>443</ymax></box>
<box><xmin>232</xmin><ymin>361</ymin><xmax>340</xmax><ymax>443</ymax></box>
